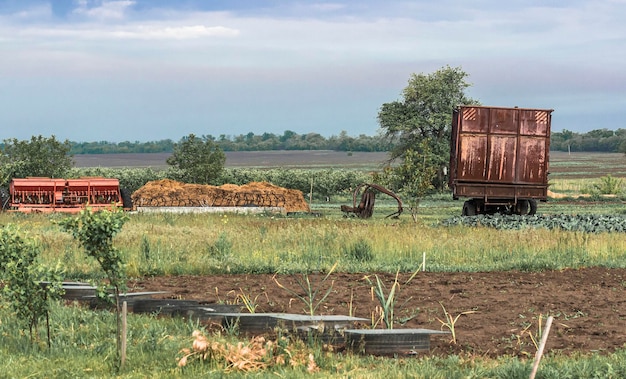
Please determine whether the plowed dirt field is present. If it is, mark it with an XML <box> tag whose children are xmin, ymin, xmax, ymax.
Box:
<box><xmin>130</xmin><ymin>267</ymin><xmax>626</xmax><ymax>358</ymax></box>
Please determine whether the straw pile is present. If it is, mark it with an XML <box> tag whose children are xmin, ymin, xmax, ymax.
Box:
<box><xmin>132</xmin><ymin>180</ymin><xmax>310</xmax><ymax>213</ymax></box>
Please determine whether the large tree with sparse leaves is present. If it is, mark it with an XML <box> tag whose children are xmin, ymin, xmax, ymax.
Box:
<box><xmin>377</xmin><ymin>65</ymin><xmax>479</xmax><ymax>190</ymax></box>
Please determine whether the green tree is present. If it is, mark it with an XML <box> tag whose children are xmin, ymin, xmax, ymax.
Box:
<box><xmin>376</xmin><ymin>141</ymin><xmax>438</xmax><ymax>221</ymax></box>
<box><xmin>166</xmin><ymin>134</ymin><xmax>226</xmax><ymax>184</ymax></box>
<box><xmin>377</xmin><ymin>65</ymin><xmax>478</xmax><ymax>189</ymax></box>
<box><xmin>58</xmin><ymin>209</ymin><xmax>129</xmax><ymax>370</ymax></box>
<box><xmin>0</xmin><ymin>135</ymin><xmax>73</xmax><ymax>186</ymax></box>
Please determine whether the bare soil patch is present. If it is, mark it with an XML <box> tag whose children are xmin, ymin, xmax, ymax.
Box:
<box><xmin>129</xmin><ymin>267</ymin><xmax>626</xmax><ymax>358</ymax></box>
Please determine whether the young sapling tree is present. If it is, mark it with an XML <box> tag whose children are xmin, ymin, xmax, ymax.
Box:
<box><xmin>58</xmin><ymin>208</ymin><xmax>129</xmax><ymax>368</ymax></box>
<box><xmin>0</xmin><ymin>225</ymin><xmax>64</xmax><ymax>346</ymax></box>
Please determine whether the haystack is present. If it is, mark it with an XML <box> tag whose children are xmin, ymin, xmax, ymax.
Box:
<box><xmin>131</xmin><ymin>180</ymin><xmax>310</xmax><ymax>213</ymax></box>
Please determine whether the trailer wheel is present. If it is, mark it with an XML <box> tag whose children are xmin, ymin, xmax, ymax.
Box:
<box><xmin>462</xmin><ymin>200</ymin><xmax>477</xmax><ymax>216</ymax></box>
<box><xmin>516</xmin><ymin>200</ymin><xmax>530</xmax><ymax>215</ymax></box>
<box><xmin>120</xmin><ymin>188</ymin><xmax>133</xmax><ymax>210</ymax></box>
<box><xmin>528</xmin><ymin>199</ymin><xmax>538</xmax><ymax>215</ymax></box>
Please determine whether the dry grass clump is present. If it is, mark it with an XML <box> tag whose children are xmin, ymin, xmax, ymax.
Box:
<box><xmin>178</xmin><ymin>330</ymin><xmax>319</xmax><ymax>373</ymax></box>
<box><xmin>547</xmin><ymin>190</ymin><xmax>568</xmax><ymax>199</ymax></box>
<box><xmin>132</xmin><ymin>179</ymin><xmax>310</xmax><ymax>213</ymax></box>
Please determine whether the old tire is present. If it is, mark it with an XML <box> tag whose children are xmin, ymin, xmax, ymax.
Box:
<box><xmin>462</xmin><ymin>200</ymin><xmax>477</xmax><ymax>216</ymax></box>
<box><xmin>528</xmin><ymin>199</ymin><xmax>538</xmax><ymax>215</ymax></box>
<box><xmin>516</xmin><ymin>200</ymin><xmax>530</xmax><ymax>215</ymax></box>
<box><xmin>120</xmin><ymin>188</ymin><xmax>133</xmax><ymax>210</ymax></box>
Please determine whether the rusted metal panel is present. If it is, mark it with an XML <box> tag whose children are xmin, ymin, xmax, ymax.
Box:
<box><xmin>517</xmin><ymin>136</ymin><xmax>547</xmax><ymax>183</ymax></box>
<box><xmin>456</xmin><ymin>134</ymin><xmax>487</xmax><ymax>181</ymax></box>
<box><xmin>449</xmin><ymin>106</ymin><xmax>552</xmax><ymax>202</ymax></box>
<box><xmin>490</xmin><ymin>107</ymin><xmax>519</xmax><ymax>134</ymax></box>
<box><xmin>487</xmin><ymin>135</ymin><xmax>517</xmax><ymax>182</ymax></box>
<box><xmin>458</xmin><ymin>106</ymin><xmax>489</xmax><ymax>133</ymax></box>
<box><xmin>453</xmin><ymin>183</ymin><xmax>547</xmax><ymax>199</ymax></box>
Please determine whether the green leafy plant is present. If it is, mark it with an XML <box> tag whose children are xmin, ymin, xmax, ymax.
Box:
<box><xmin>442</xmin><ymin>213</ymin><xmax>626</xmax><ymax>233</ymax></box>
<box><xmin>593</xmin><ymin>174</ymin><xmax>623</xmax><ymax>195</ymax></box>
<box><xmin>0</xmin><ymin>225</ymin><xmax>64</xmax><ymax>346</ymax></box>
<box><xmin>211</xmin><ymin>232</ymin><xmax>233</xmax><ymax>261</ymax></box>
<box><xmin>236</xmin><ymin>288</ymin><xmax>265</xmax><ymax>314</ymax></box>
<box><xmin>364</xmin><ymin>266</ymin><xmax>421</xmax><ymax>329</ymax></box>
<box><xmin>436</xmin><ymin>302</ymin><xmax>477</xmax><ymax>344</ymax></box>
<box><xmin>344</xmin><ymin>239</ymin><xmax>374</xmax><ymax>262</ymax></box>
<box><xmin>58</xmin><ymin>208</ymin><xmax>129</xmax><ymax>368</ymax></box>
<box><xmin>380</xmin><ymin>143</ymin><xmax>439</xmax><ymax>221</ymax></box>
<box><xmin>273</xmin><ymin>262</ymin><xmax>338</xmax><ymax>316</ymax></box>
<box><xmin>141</xmin><ymin>234</ymin><xmax>151</xmax><ymax>261</ymax></box>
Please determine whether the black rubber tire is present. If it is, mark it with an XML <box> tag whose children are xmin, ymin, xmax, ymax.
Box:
<box><xmin>528</xmin><ymin>199</ymin><xmax>538</xmax><ymax>215</ymax></box>
<box><xmin>462</xmin><ymin>200</ymin><xmax>477</xmax><ymax>216</ymax></box>
<box><xmin>516</xmin><ymin>200</ymin><xmax>530</xmax><ymax>215</ymax></box>
<box><xmin>120</xmin><ymin>188</ymin><xmax>133</xmax><ymax>210</ymax></box>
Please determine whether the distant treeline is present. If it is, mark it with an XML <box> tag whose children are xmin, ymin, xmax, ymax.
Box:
<box><xmin>67</xmin><ymin>128</ymin><xmax>626</xmax><ymax>154</ymax></box>
<box><xmin>551</xmin><ymin>129</ymin><xmax>626</xmax><ymax>153</ymax></box>
<box><xmin>69</xmin><ymin>130</ymin><xmax>389</xmax><ymax>154</ymax></box>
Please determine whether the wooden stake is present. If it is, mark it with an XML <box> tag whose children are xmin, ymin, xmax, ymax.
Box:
<box><xmin>309</xmin><ymin>178</ymin><xmax>313</xmax><ymax>210</ymax></box>
<box><xmin>529</xmin><ymin>315</ymin><xmax>554</xmax><ymax>379</ymax></box>
<box><xmin>121</xmin><ymin>301</ymin><xmax>127</xmax><ymax>369</ymax></box>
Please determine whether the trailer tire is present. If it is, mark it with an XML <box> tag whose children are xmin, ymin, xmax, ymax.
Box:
<box><xmin>528</xmin><ymin>199</ymin><xmax>538</xmax><ymax>215</ymax></box>
<box><xmin>462</xmin><ymin>200</ymin><xmax>477</xmax><ymax>216</ymax></box>
<box><xmin>516</xmin><ymin>200</ymin><xmax>530</xmax><ymax>215</ymax></box>
<box><xmin>121</xmin><ymin>188</ymin><xmax>133</xmax><ymax>210</ymax></box>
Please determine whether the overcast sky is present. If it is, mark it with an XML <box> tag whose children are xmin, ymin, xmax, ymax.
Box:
<box><xmin>1</xmin><ymin>0</ymin><xmax>625</xmax><ymax>143</ymax></box>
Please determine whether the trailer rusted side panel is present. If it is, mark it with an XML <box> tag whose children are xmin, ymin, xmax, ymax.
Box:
<box><xmin>449</xmin><ymin>106</ymin><xmax>552</xmax><ymax>203</ymax></box>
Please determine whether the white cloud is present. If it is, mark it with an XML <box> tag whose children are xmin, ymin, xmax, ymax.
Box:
<box><xmin>305</xmin><ymin>3</ymin><xmax>347</xmax><ymax>12</ymax></box>
<box><xmin>72</xmin><ymin>0</ymin><xmax>135</xmax><ymax>21</ymax></box>
<box><xmin>3</xmin><ymin>21</ymin><xmax>238</xmax><ymax>42</ymax></box>
<box><xmin>111</xmin><ymin>25</ymin><xmax>240</xmax><ymax>40</ymax></box>
<box><xmin>9</xmin><ymin>4</ymin><xmax>53</xmax><ymax>21</ymax></box>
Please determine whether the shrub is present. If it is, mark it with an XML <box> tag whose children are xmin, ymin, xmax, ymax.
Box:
<box><xmin>0</xmin><ymin>225</ymin><xmax>64</xmax><ymax>345</ymax></box>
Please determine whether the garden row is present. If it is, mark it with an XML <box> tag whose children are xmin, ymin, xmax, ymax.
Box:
<box><xmin>442</xmin><ymin>213</ymin><xmax>626</xmax><ymax>233</ymax></box>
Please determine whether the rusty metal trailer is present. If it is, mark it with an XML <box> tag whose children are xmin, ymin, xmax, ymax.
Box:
<box><xmin>448</xmin><ymin>105</ymin><xmax>553</xmax><ymax>216</ymax></box>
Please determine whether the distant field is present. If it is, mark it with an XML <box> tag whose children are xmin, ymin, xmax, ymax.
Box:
<box><xmin>73</xmin><ymin>150</ymin><xmax>626</xmax><ymax>178</ymax></box>
<box><xmin>72</xmin><ymin>151</ymin><xmax>390</xmax><ymax>170</ymax></box>
<box><xmin>549</xmin><ymin>151</ymin><xmax>626</xmax><ymax>178</ymax></box>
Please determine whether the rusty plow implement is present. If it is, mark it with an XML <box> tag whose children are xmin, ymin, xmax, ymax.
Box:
<box><xmin>340</xmin><ymin>183</ymin><xmax>403</xmax><ymax>219</ymax></box>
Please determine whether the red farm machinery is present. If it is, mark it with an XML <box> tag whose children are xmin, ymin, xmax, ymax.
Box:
<box><xmin>7</xmin><ymin>177</ymin><xmax>125</xmax><ymax>213</ymax></box>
